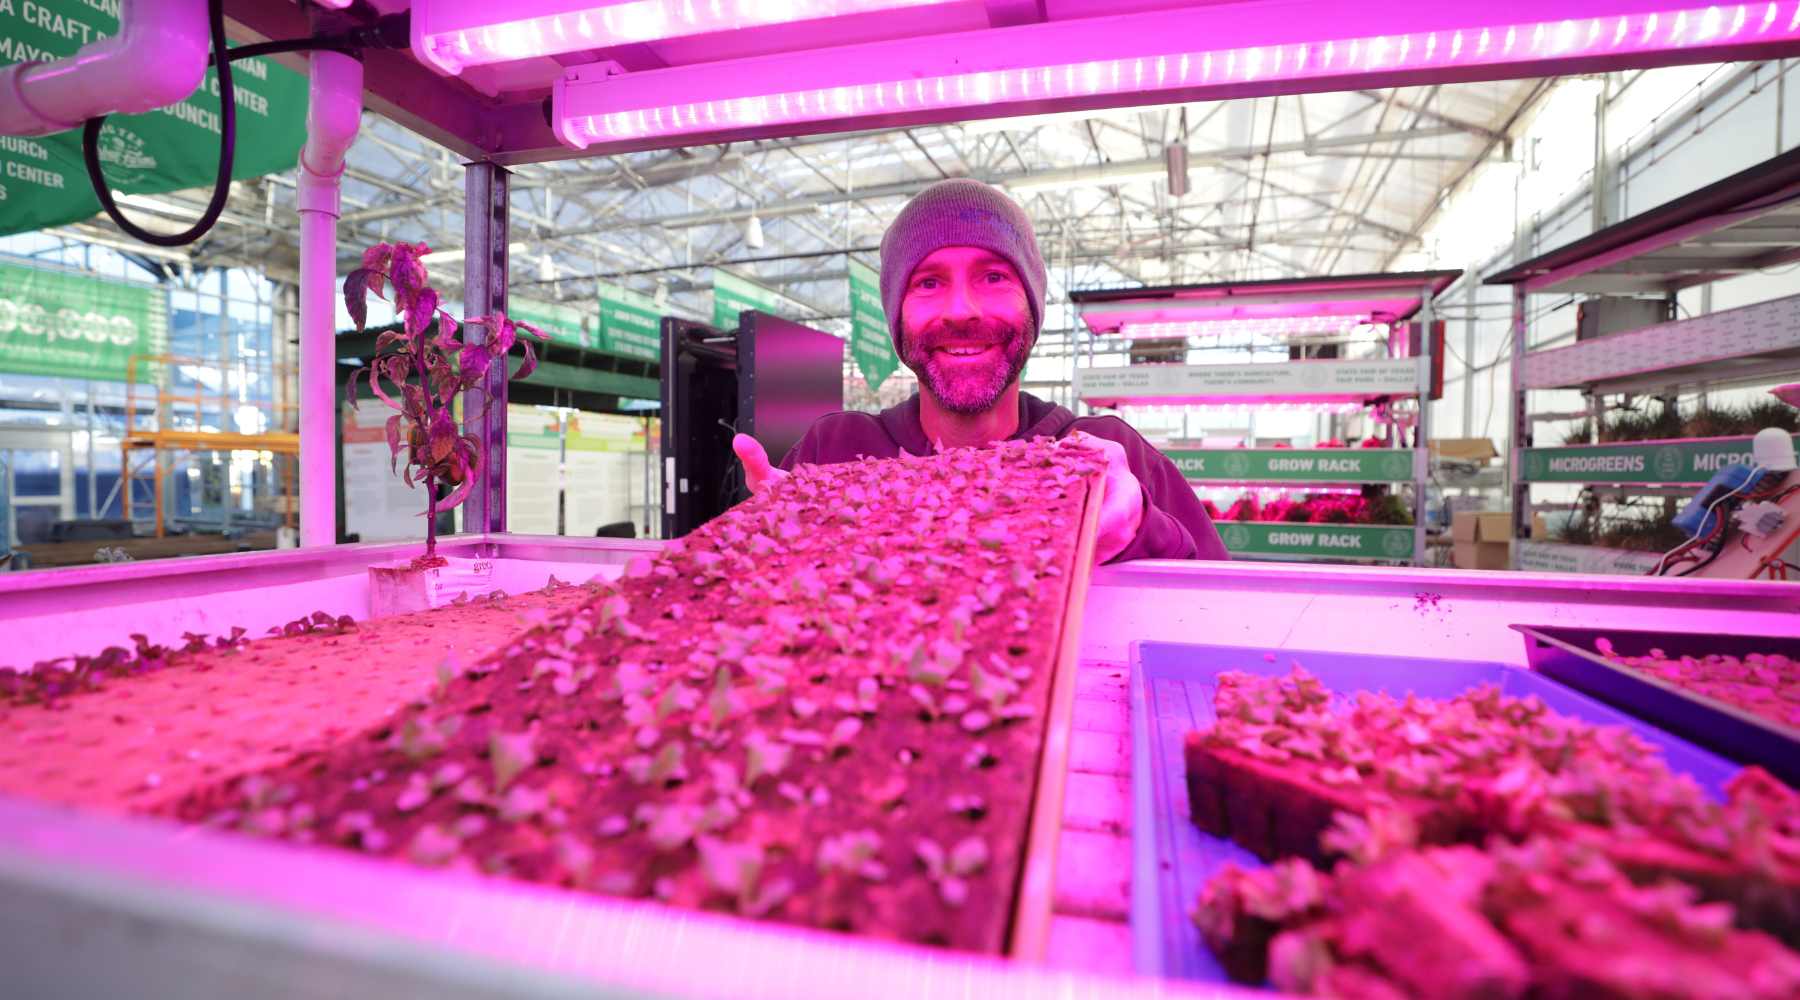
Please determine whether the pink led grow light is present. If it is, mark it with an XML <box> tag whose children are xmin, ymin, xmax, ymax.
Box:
<box><xmin>412</xmin><ymin>0</ymin><xmax>959</xmax><ymax>76</ymax></box>
<box><xmin>553</xmin><ymin>2</ymin><xmax>1800</xmax><ymax>148</ymax></box>
<box><xmin>1118</xmin><ymin>316</ymin><xmax>1388</xmax><ymax>340</ymax></box>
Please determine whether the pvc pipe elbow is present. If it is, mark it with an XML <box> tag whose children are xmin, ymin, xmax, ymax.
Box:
<box><xmin>297</xmin><ymin>51</ymin><xmax>364</xmax><ymax>217</ymax></box>
<box><xmin>0</xmin><ymin>0</ymin><xmax>208</xmax><ymax>137</ymax></box>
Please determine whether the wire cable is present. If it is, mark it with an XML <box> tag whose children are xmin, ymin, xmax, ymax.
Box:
<box><xmin>1651</xmin><ymin>469</ymin><xmax>1759</xmax><ymax>576</ymax></box>
<box><xmin>82</xmin><ymin>0</ymin><xmax>234</xmax><ymax>247</ymax></box>
<box><xmin>79</xmin><ymin>10</ymin><xmax>403</xmax><ymax>249</ymax></box>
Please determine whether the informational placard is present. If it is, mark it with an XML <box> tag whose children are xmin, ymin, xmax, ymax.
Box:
<box><xmin>1164</xmin><ymin>448</ymin><xmax>1414</xmax><ymax>483</ymax></box>
<box><xmin>1519</xmin><ymin>435</ymin><xmax>1800</xmax><ymax>484</ymax></box>
<box><xmin>1215</xmin><ymin>521</ymin><xmax>1416</xmax><ymax>561</ymax></box>
<box><xmin>596</xmin><ymin>282</ymin><xmax>661</xmax><ymax>362</ymax></box>
<box><xmin>712</xmin><ymin>269</ymin><xmax>803</xmax><ymax>330</ymax></box>
<box><xmin>847</xmin><ymin>259</ymin><xmax>898</xmax><ymax>391</ymax></box>
<box><xmin>1514</xmin><ymin>540</ymin><xmax>1663</xmax><ymax>575</ymax></box>
<box><xmin>564</xmin><ymin>411</ymin><xmax>647</xmax><ymax>537</ymax></box>
<box><xmin>0</xmin><ymin>0</ymin><xmax>309</xmax><ymax>236</ymax></box>
<box><xmin>505</xmin><ymin>404</ymin><xmax>562</xmax><ymax>536</ymax></box>
<box><xmin>509</xmin><ymin>297</ymin><xmax>587</xmax><ymax>350</ymax></box>
<box><xmin>0</xmin><ymin>260</ymin><xmax>166</xmax><ymax>380</ymax></box>
<box><xmin>341</xmin><ymin>404</ymin><xmax>427</xmax><ymax>542</ymax></box>
<box><xmin>1074</xmin><ymin>358</ymin><xmax>1424</xmax><ymax>404</ymax></box>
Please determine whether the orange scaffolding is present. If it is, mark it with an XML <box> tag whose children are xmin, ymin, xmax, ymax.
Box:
<box><xmin>120</xmin><ymin>354</ymin><xmax>300</xmax><ymax>539</ymax></box>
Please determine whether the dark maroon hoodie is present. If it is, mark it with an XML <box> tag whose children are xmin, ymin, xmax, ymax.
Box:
<box><xmin>780</xmin><ymin>392</ymin><xmax>1228</xmax><ymax>563</ymax></box>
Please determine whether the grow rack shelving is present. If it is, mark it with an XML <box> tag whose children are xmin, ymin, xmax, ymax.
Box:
<box><xmin>10</xmin><ymin>2</ymin><xmax>1800</xmax><ymax>998</ymax></box>
<box><xmin>1071</xmin><ymin>271</ymin><xmax>1459</xmax><ymax>564</ymax></box>
<box><xmin>1487</xmin><ymin>144</ymin><xmax>1800</xmax><ymax>575</ymax></box>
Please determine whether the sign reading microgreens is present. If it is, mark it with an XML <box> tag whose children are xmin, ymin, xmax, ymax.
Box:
<box><xmin>1165</xmin><ymin>448</ymin><xmax>1413</xmax><ymax>483</ymax></box>
<box><xmin>1520</xmin><ymin>437</ymin><xmax>1800</xmax><ymax>485</ymax></box>
<box><xmin>847</xmin><ymin>259</ymin><xmax>898</xmax><ymax>391</ymax></box>
<box><xmin>0</xmin><ymin>0</ymin><xmax>308</xmax><ymax>236</ymax></box>
<box><xmin>0</xmin><ymin>260</ymin><xmax>166</xmax><ymax>381</ymax></box>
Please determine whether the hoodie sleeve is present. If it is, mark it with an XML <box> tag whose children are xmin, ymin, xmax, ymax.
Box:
<box><xmin>1067</xmin><ymin>417</ymin><xmax>1230</xmax><ymax>562</ymax></box>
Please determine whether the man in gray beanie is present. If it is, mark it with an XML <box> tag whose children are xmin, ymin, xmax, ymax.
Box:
<box><xmin>734</xmin><ymin>179</ymin><xmax>1225</xmax><ymax>563</ymax></box>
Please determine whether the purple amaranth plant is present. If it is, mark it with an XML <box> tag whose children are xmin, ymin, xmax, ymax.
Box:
<box><xmin>343</xmin><ymin>242</ymin><xmax>547</xmax><ymax>565</ymax></box>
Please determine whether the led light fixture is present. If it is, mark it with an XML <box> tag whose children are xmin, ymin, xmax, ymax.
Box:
<box><xmin>1118</xmin><ymin>316</ymin><xmax>1389</xmax><ymax>339</ymax></box>
<box><xmin>412</xmin><ymin>0</ymin><xmax>959</xmax><ymax>77</ymax></box>
<box><xmin>553</xmin><ymin>2</ymin><xmax>1800</xmax><ymax>149</ymax></box>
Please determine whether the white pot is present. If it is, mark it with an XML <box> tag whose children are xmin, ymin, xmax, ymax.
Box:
<box><xmin>368</xmin><ymin>556</ymin><xmax>494</xmax><ymax>618</ymax></box>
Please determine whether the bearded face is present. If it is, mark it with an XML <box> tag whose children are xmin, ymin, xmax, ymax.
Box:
<box><xmin>897</xmin><ymin>247</ymin><xmax>1035</xmax><ymax>416</ymax></box>
<box><xmin>901</xmin><ymin>314</ymin><xmax>1034</xmax><ymax>415</ymax></box>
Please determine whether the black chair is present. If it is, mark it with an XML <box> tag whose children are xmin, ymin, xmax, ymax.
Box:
<box><xmin>595</xmin><ymin>521</ymin><xmax>636</xmax><ymax>539</ymax></box>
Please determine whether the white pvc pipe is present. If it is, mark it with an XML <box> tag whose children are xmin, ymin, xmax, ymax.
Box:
<box><xmin>0</xmin><ymin>0</ymin><xmax>208</xmax><ymax>137</ymax></box>
<box><xmin>298</xmin><ymin>51</ymin><xmax>363</xmax><ymax>548</ymax></box>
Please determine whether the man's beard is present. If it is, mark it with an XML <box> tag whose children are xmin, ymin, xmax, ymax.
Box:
<box><xmin>900</xmin><ymin>318</ymin><xmax>1034</xmax><ymax>416</ymax></box>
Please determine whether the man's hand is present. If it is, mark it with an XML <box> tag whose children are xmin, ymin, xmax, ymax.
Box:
<box><xmin>733</xmin><ymin>433</ymin><xmax>791</xmax><ymax>495</ymax></box>
<box><xmin>1069</xmin><ymin>431</ymin><xmax>1144</xmax><ymax>564</ymax></box>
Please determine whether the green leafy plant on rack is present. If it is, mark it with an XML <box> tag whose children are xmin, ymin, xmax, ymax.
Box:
<box><xmin>1559</xmin><ymin>398</ymin><xmax>1800</xmax><ymax>445</ymax></box>
<box><xmin>343</xmin><ymin>242</ymin><xmax>547</xmax><ymax>566</ymax></box>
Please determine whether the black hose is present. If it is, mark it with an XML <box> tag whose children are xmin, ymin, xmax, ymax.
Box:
<box><xmin>81</xmin><ymin>0</ymin><xmax>235</xmax><ymax>248</ymax></box>
<box><xmin>78</xmin><ymin>8</ymin><xmax>405</xmax><ymax>248</ymax></box>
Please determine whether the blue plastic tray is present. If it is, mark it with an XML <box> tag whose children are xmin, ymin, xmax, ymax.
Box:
<box><xmin>1128</xmin><ymin>641</ymin><xmax>1740</xmax><ymax>984</ymax></box>
<box><xmin>1515</xmin><ymin>624</ymin><xmax>1800</xmax><ymax>787</ymax></box>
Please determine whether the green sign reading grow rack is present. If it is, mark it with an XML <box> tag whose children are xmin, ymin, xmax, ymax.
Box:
<box><xmin>1165</xmin><ymin>448</ymin><xmax>1414</xmax><ymax>483</ymax></box>
<box><xmin>1519</xmin><ymin>436</ymin><xmax>1800</xmax><ymax>484</ymax></box>
<box><xmin>1216</xmin><ymin>521</ymin><xmax>1415</xmax><ymax>561</ymax></box>
<box><xmin>0</xmin><ymin>0</ymin><xmax>309</xmax><ymax>236</ymax></box>
<box><xmin>0</xmin><ymin>259</ymin><xmax>166</xmax><ymax>380</ymax></box>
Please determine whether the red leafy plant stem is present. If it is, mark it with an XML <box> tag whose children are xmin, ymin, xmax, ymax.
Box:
<box><xmin>343</xmin><ymin>242</ymin><xmax>548</xmax><ymax>564</ymax></box>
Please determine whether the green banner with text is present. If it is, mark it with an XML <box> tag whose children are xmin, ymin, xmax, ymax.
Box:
<box><xmin>847</xmin><ymin>258</ymin><xmax>897</xmax><ymax>391</ymax></box>
<box><xmin>1165</xmin><ymin>448</ymin><xmax>1414</xmax><ymax>483</ymax></box>
<box><xmin>1519</xmin><ymin>437</ymin><xmax>1800</xmax><ymax>484</ymax></box>
<box><xmin>1216</xmin><ymin>521</ymin><xmax>1416</xmax><ymax>561</ymax></box>
<box><xmin>0</xmin><ymin>259</ymin><xmax>166</xmax><ymax>380</ymax></box>
<box><xmin>0</xmin><ymin>0</ymin><xmax>308</xmax><ymax>236</ymax></box>
<box><xmin>712</xmin><ymin>269</ymin><xmax>803</xmax><ymax>330</ymax></box>
<box><xmin>596</xmin><ymin>282</ymin><xmax>661</xmax><ymax>362</ymax></box>
<box><xmin>510</xmin><ymin>297</ymin><xmax>588</xmax><ymax>350</ymax></box>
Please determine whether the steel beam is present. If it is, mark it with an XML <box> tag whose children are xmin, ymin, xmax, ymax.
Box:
<box><xmin>461</xmin><ymin>163</ymin><xmax>511</xmax><ymax>536</ymax></box>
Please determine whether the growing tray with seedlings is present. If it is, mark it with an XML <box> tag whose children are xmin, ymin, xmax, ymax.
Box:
<box><xmin>1181</xmin><ymin>667</ymin><xmax>1800</xmax><ymax>997</ymax></box>
<box><xmin>1197</xmin><ymin>833</ymin><xmax>1800</xmax><ymax>999</ymax></box>
<box><xmin>0</xmin><ymin>587</ymin><xmax>597</xmax><ymax>813</ymax></box>
<box><xmin>163</xmin><ymin>438</ymin><xmax>1106</xmax><ymax>955</ymax></box>
<box><xmin>1516</xmin><ymin>625</ymin><xmax>1800</xmax><ymax>788</ymax></box>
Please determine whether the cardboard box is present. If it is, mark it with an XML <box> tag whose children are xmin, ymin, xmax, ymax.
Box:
<box><xmin>1454</xmin><ymin>540</ymin><xmax>1511</xmax><ymax>570</ymax></box>
<box><xmin>1531</xmin><ymin>513</ymin><xmax>1548</xmax><ymax>540</ymax></box>
<box><xmin>1431</xmin><ymin>438</ymin><xmax>1501</xmax><ymax>464</ymax></box>
<box><xmin>1451</xmin><ymin>511</ymin><xmax>1513</xmax><ymax>543</ymax></box>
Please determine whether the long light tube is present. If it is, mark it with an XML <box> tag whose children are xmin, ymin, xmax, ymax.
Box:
<box><xmin>1117</xmin><ymin>316</ymin><xmax>1390</xmax><ymax>339</ymax></box>
<box><xmin>413</xmin><ymin>0</ymin><xmax>959</xmax><ymax>77</ymax></box>
<box><xmin>554</xmin><ymin>3</ymin><xmax>1800</xmax><ymax>148</ymax></box>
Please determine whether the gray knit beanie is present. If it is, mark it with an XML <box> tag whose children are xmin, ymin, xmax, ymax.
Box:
<box><xmin>879</xmin><ymin>179</ymin><xmax>1047</xmax><ymax>350</ymax></box>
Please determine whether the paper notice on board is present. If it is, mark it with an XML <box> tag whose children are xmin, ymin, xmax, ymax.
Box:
<box><xmin>341</xmin><ymin>405</ymin><xmax>426</xmax><ymax>542</ymax></box>
<box><xmin>506</xmin><ymin>404</ymin><xmax>562</xmax><ymax>536</ymax></box>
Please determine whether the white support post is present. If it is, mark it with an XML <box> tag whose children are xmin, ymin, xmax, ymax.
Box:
<box><xmin>1413</xmin><ymin>286</ymin><xmax>1434</xmax><ymax>567</ymax></box>
<box><xmin>297</xmin><ymin>51</ymin><xmax>363</xmax><ymax>547</ymax></box>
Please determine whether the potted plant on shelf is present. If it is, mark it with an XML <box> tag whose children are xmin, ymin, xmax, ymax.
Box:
<box><xmin>343</xmin><ymin>241</ymin><xmax>546</xmax><ymax>614</ymax></box>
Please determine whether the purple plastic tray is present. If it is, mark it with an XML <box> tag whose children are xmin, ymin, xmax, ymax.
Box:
<box><xmin>1128</xmin><ymin>640</ymin><xmax>1739</xmax><ymax>984</ymax></box>
<box><xmin>1515</xmin><ymin>624</ymin><xmax>1800</xmax><ymax>787</ymax></box>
